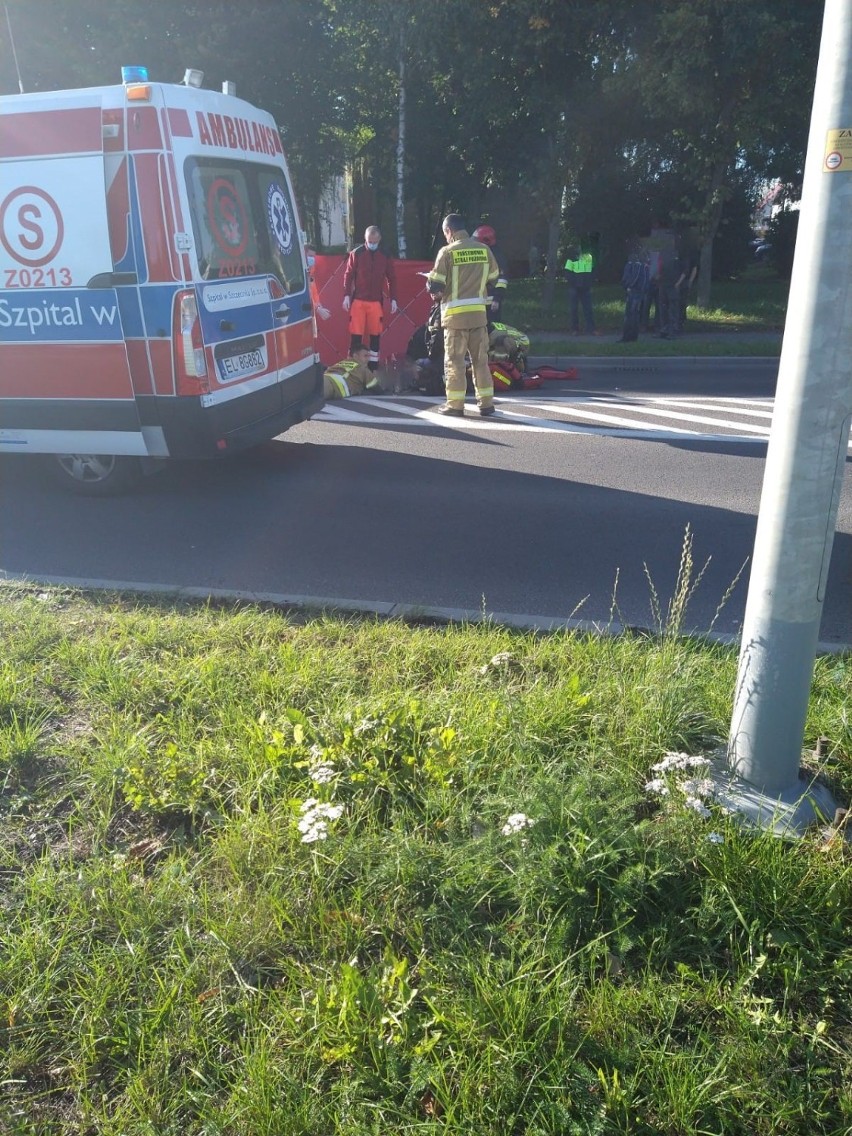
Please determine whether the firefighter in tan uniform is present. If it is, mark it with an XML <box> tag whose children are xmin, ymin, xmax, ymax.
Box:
<box><xmin>426</xmin><ymin>213</ymin><xmax>500</xmax><ymax>417</ymax></box>
<box><xmin>322</xmin><ymin>346</ymin><xmax>383</xmax><ymax>399</ymax></box>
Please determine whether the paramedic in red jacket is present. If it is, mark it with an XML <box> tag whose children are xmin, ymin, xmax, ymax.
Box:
<box><xmin>342</xmin><ymin>225</ymin><xmax>398</xmax><ymax>371</ymax></box>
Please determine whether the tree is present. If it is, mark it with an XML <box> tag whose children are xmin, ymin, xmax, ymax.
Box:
<box><xmin>2</xmin><ymin>0</ymin><xmax>820</xmax><ymax>294</ymax></box>
<box><xmin>2</xmin><ymin>0</ymin><xmax>345</xmax><ymax>241</ymax></box>
<box><xmin>631</xmin><ymin>0</ymin><xmax>821</xmax><ymax>306</ymax></box>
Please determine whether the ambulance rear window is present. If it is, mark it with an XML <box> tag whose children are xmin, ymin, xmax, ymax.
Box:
<box><xmin>185</xmin><ymin>157</ymin><xmax>306</xmax><ymax>293</ymax></box>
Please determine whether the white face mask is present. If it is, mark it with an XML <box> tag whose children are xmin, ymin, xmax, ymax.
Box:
<box><xmin>366</xmin><ymin>241</ymin><xmax>379</xmax><ymax>251</ymax></box>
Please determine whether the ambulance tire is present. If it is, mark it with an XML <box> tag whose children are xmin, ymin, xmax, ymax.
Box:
<box><xmin>51</xmin><ymin>453</ymin><xmax>143</xmax><ymax>496</ymax></box>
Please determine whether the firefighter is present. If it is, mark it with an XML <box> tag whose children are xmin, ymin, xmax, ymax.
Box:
<box><xmin>473</xmin><ymin>224</ymin><xmax>508</xmax><ymax>321</ymax></box>
<box><xmin>341</xmin><ymin>225</ymin><xmax>398</xmax><ymax>371</ymax></box>
<box><xmin>427</xmin><ymin>214</ymin><xmax>500</xmax><ymax>417</ymax></box>
<box><xmin>322</xmin><ymin>346</ymin><xmax>383</xmax><ymax>400</ymax></box>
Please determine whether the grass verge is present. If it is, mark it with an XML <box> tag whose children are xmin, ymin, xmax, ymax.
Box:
<box><xmin>506</xmin><ymin>266</ymin><xmax>789</xmax><ymax>344</ymax></box>
<box><xmin>528</xmin><ymin>337</ymin><xmax>782</xmax><ymax>358</ymax></box>
<box><xmin>1</xmin><ymin>583</ymin><xmax>850</xmax><ymax>1135</ymax></box>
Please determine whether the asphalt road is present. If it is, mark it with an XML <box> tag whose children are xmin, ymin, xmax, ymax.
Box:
<box><xmin>2</xmin><ymin>359</ymin><xmax>850</xmax><ymax>645</ymax></box>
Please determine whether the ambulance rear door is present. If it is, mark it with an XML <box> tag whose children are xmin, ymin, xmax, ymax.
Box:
<box><xmin>185</xmin><ymin>154</ymin><xmax>285</xmax><ymax>418</ymax></box>
<box><xmin>0</xmin><ymin>91</ymin><xmax>146</xmax><ymax>461</ymax></box>
<box><xmin>167</xmin><ymin>93</ymin><xmax>315</xmax><ymax>429</ymax></box>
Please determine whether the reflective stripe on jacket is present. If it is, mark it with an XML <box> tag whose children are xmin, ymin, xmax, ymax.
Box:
<box><xmin>323</xmin><ymin>358</ymin><xmax>381</xmax><ymax>399</ymax></box>
<box><xmin>492</xmin><ymin>245</ymin><xmax>509</xmax><ymax>294</ymax></box>
<box><xmin>427</xmin><ymin>230</ymin><xmax>499</xmax><ymax>329</ymax></box>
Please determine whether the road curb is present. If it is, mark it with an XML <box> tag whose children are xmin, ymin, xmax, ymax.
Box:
<box><xmin>3</xmin><ymin>572</ymin><xmax>849</xmax><ymax>654</ymax></box>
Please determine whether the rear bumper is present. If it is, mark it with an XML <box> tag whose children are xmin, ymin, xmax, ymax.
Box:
<box><xmin>139</xmin><ymin>361</ymin><xmax>325</xmax><ymax>458</ymax></box>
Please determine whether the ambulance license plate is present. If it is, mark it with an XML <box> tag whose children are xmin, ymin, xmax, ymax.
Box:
<box><xmin>218</xmin><ymin>345</ymin><xmax>267</xmax><ymax>382</ymax></box>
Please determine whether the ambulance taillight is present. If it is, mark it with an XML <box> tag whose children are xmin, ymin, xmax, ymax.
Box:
<box><xmin>174</xmin><ymin>291</ymin><xmax>209</xmax><ymax>395</ymax></box>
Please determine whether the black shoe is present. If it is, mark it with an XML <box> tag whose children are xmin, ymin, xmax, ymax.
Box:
<box><xmin>436</xmin><ymin>403</ymin><xmax>464</xmax><ymax>417</ymax></box>
<box><xmin>479</xmin><ymin>404</ymin><xmax>496</xmax><ymax>417</ymax></box>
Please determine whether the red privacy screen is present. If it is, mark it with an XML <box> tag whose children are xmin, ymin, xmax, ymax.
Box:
<box><xmin>312</xmin><ymin>255</ymin><xmax>433</xmax><ymax>366</ymax></box>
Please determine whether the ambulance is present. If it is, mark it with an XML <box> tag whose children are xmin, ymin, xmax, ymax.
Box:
<box><xmin>0</xmin><ymin>66</ymin><xmax>323</xmax><ymax>492</ymax></box>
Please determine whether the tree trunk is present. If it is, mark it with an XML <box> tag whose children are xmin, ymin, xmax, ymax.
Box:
<box><xmin>697</xmin><ymin>236</ymin><xmax>714</xmax><ymax>309</ymax></box>
<box><xmin>696</xmin><ymin>157</ymin><xmax>729</xmax><ymax>309</ymax></box>
<box><xmin>395</xmin><ymin>30</ymin><xmax>407</xmax><ymax>258</ymax></box>
<box><xmin>541</xmin><ymin>206</ymin><xmax>562</xmax><ymax>312</ymax></box>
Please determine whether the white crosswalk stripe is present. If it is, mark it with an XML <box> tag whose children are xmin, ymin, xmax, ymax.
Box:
<box><xmin>314</xmin><ymin>393</ymin><xmax>852</xmax><ymax>448</ymax></box>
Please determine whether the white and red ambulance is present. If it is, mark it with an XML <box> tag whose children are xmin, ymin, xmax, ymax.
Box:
<box><xmin>0</xmin><ymin>67</ymin><xmax>322</xmax><ymax>492</ymax></box>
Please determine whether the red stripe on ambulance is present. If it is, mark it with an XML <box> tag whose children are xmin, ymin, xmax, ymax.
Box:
<box><xmin>106</xmin><ymin>156</ymin><xmax>130</xmax><ymax>264</ymax></box>
<box><xmin>0</xmin><ymin>108</ymin><xmax>102</xmax><ymax>158</ymax></box>
<box><xmin>0</xmin><ymin>344</ymin><xmax>135</xmax><ymax>400</ymax></box>
<box><xmin>133</xmin><ymin>153</ymin><xmax>177</xmax><ymax>281</ymax></box>
<box><xmin>148</xmin><ymin>338</ymin><xmax>176</xmax><ymax>396</ymax></box>
<box><xmin>274</xmin><ymin>319</ymin><xmax>314</xmax><ymax>364</ymax></box>
<box><xmin>126</xmin><ymin>106</ymin><xmax>163</xmax><ymax>151</ymax></box>
<box><xmin>167</xmin><ymin>108</ymin><xmax>193</xmax><ymax>138</ymax></box>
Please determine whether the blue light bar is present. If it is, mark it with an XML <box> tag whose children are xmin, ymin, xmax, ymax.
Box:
<box><xmin>121</xmin><ymin>66</ymin><xmax>149</xmax><ymax>84</ymax></box>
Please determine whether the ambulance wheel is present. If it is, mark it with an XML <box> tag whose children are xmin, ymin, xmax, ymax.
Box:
<box><xmin>52</xmin><ymin>453</ymin><xmax>142</xmax><ymax>495</ymax></box>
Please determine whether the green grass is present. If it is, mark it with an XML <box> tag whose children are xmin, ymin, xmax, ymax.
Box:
<box><xmin>505</xmin><ymin>266</ymin><xmax>789</xmax><ymax>355</ymax></box>
<box><xmin>1</xmin><ymin>581</ymin><xmax>850</xmax><ymax>1135</ymax></box>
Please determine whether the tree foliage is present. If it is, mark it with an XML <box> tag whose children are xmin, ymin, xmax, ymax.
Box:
<box><xmin>1</xmin><ymin>0</ymin><xmax>823</xmax><ymax>296</ymax></box>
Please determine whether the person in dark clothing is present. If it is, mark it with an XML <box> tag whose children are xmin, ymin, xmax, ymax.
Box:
<box><xmin>640</xmin><ymin>248</ymin><xmax>661</xmax><ymax>333</ymax></box>
<box><xmin>473</xmin><ymin>225</ymin><xmax>509</xmax><ymax>321</ymax></box>
<box><xmin>657</xmin><ymin>246</ymin><xmax>687</xmax><ymax>339</ymax></box>
<box><xmin>617</xmin><ymin>247</ymin><xmax>649</xmax><ymax>342</ymax></box>
<box><xmin>404</xmin><ymin>298</ymin><xmax>445</xmax><ymax>394</ymax></box>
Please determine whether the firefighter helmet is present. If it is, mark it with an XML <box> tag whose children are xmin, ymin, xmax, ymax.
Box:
<box><xmin>473</xmin><ymin>224</ymin><xmax>496</xmax><ymax>246</ymax></box>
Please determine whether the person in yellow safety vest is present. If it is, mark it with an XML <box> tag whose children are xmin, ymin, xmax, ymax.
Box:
<box><xmin>322</xmin><ymin>346</ymin><xmax>383</xmax><ymax>400</ymax></box>
<box><xmin>563</xmin><ymin>245</ymin><xmax>600</xmax><ymax>335</ymax></box>
<box><xmin>426</xmin><ymin>213</ymin><xmax>500</xmax><ymax>417</ymax></box>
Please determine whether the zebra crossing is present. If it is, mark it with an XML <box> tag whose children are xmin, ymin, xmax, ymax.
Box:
<box><xmin>313</xmin><ymin>392</ymin><xmax>799</xmax><ymax>444</ymax></box>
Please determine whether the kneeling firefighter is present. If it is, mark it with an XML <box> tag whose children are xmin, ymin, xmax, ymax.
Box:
<box><xmin>487</xmin><ymin>322</ymin><xmax>543</xmax><ymax>392</ymax></box>
<box><xmin>322</xmin><ymin>346</ymin><xmax>384</xmax><ymax>400</ymax></box>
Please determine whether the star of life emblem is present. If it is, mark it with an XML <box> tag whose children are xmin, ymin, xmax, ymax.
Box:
<box><xmin>267</xmin><ymin>183</ymin><xmax>293</xmax><ymax>255</ymax></box>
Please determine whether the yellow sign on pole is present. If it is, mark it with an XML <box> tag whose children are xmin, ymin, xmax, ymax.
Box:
<box><xmin>823</xmin><ymin>127</ymin><xmax>852</xmax><ymax>171</ymax></box>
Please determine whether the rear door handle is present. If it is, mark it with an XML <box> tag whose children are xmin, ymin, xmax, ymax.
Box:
<box><xmin>274</xmin><ymin>305</ymin><xmax>290</xmax><ymax>321</ymax></box>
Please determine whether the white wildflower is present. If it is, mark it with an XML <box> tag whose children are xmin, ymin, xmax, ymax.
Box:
<box><xmin>680</xmin><ymin>778</ymin><xmax>715</xmax><ymax>798</ymax></box>
<box><xmin>299</xmin><ymin>823</ymin><xmax>326</xmax><ymax>843</ymax></box>
<box><xmin>706</xmin><ymin>832</ymin><xmax>725</xmax><ymax>844</ymax></box>
<box><xmin>651</xmin><ymin>752</ymin><xmax>710</xmax><ymax>773</ymax></box>
<box><xmin>644</xmin><ymin>778</ymin><xmax>670</xmax><ymax>796</ymax></box>
<box><xmin>651</xmin><ymin>753</ymin><xmax>690</xmax><ymax>772</ymax></box>
<box><xmin>297</xmin><ymin>799</ymin><xmax>345</xmax><ymax>843</ymax></box>
<box><xmin>308</xmin><ymin>760</ymin><xmax>336</xmax><ymax>785</ymax></box>
<box><xmin>684</xmin><ymin>796</ymin><xmax>711</xmax><ymax>819</ymax></box>
<box><xmin>501</xmin><ymin>812</ymin><xmax>536</xmax><ymax>836</ymax></box>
